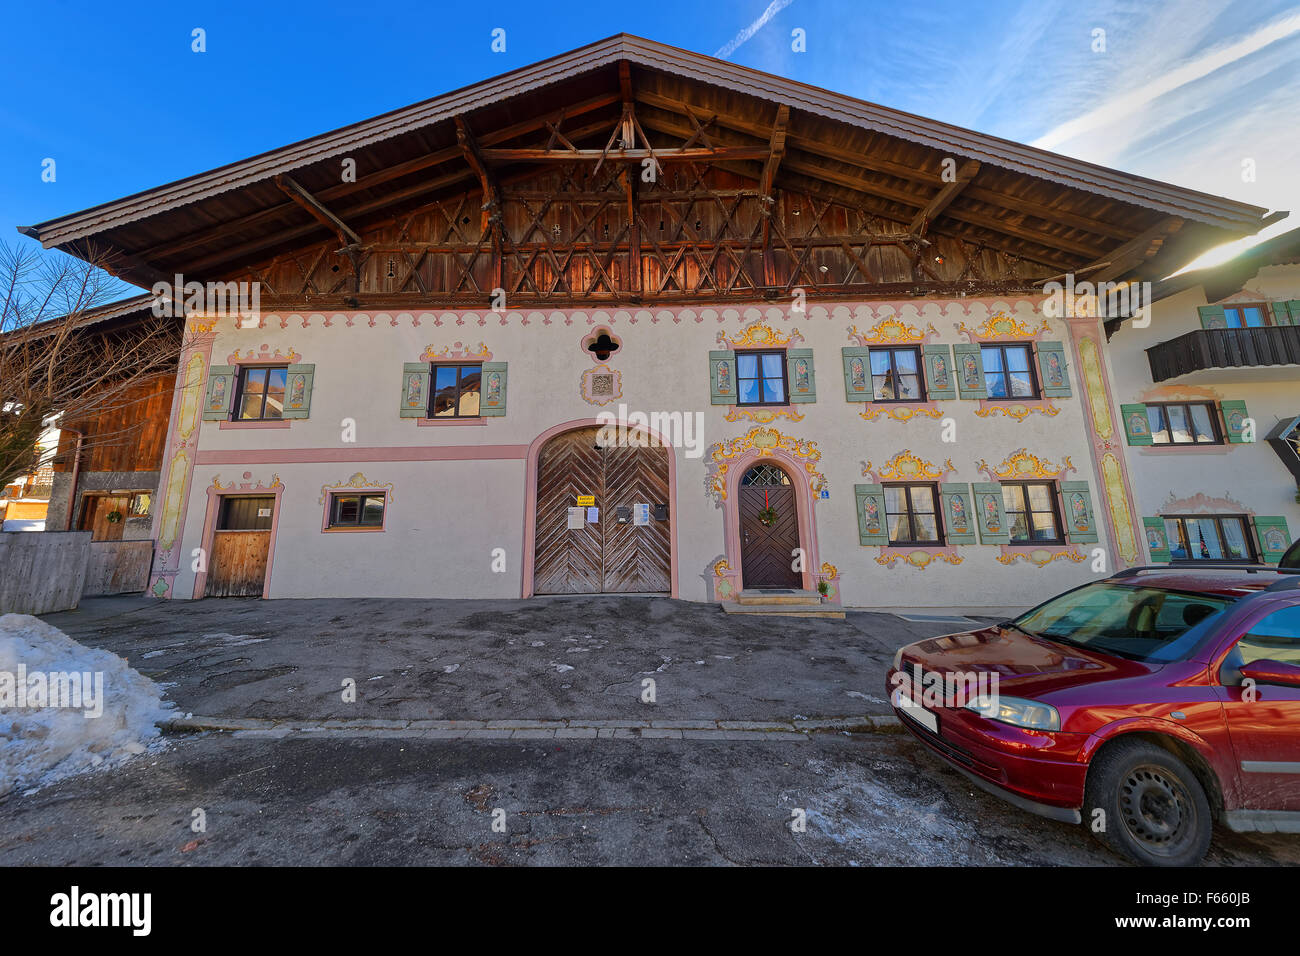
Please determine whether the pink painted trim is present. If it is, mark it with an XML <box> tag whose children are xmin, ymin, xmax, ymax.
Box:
<box><xmin>722</xmin><ymin>453</ymin><xmax>820</xmax><ymax>592</ymax></box>
<box><xmin>416</xmin><ymin>417</ymin><xmax>486</xmax><ymax>427</ymax></box>
<box><xmin>219</xmin><ymin>419</ymin><xmax>292</xmax><ymax>430</ymax></box>
<box><xmin>320</xmin><ymin>487</ymin><xmax>390</xmax><ymax>533</ymax></box>
<box><xmin>521</xmin><ymin>418</ymin><xmax>679</xmax><ymax>599</ymax></box>
<box><xmin>196</xmin><ymin>445</ymin><xmax>527</xmax><ymax>465</ymax></box>
<box><xmin>193</xmin><ymin>479</ymin><xmax>285</xmax><ymax>599</ymax></box>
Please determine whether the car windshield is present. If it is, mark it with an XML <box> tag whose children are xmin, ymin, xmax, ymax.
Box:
<box><xmin>1013</xmin><ymin>582</ymin><xmax>1233</xmax><ymax>663</ymax></box>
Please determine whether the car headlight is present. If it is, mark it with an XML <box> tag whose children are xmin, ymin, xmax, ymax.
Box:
<box><xmin>964</xmin><ymin>695</ymin><xmax>1060</xmax><ymax>731</ymax></box>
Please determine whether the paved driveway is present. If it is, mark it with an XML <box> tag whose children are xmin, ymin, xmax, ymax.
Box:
<box><xmin>42</xmin><ymin>595</ymin><xmax>983</xmax><ymax>723</ymax></box>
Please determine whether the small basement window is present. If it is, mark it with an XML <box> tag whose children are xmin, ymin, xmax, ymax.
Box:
<box><xmin>327</xmin><ymin>493</ymin><xmax>386</xmax><ymax>530</ymax></box>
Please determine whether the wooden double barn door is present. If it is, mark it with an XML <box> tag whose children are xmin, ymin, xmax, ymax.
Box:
<box><xmin>533</xmin><ymin>426</ymin><xmax>671</xmax><ymax>594</ymax></box>
<box><xmin>739</xmin><ymin>464</ymin><xmax>802</xmax><ymax>589</ymax></box>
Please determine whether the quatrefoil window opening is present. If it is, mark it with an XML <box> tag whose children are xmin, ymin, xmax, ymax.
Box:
<box><xmin>583</xmin><ymin>328</ymin><xmax>622</xmax><ymax>362</ymax></box>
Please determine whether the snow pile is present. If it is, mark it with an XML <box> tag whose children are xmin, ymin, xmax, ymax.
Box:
<box><xmin>0</xmin><ymin>614</ymin><xmax>173</xmax><ymax>795</ymax></box>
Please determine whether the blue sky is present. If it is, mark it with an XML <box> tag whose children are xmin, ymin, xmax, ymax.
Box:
<box><xmin>3</xmin><ymin>0</ymin><xmax>1298</xmax><ymax>294</ymax></box>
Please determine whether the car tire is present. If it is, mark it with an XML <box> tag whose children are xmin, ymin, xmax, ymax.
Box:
<box><xmin>1083</xmin><ymin>738</ymin><xmax>1212</xmax><ymax>867</ymax></box>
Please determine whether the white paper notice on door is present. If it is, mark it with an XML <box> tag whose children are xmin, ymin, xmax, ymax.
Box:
<box><xmin>586</xmin><ymin>507</ymin><xmax>600</xmax><ymax>523</ymax></box>
<box><xmin>567</xmin><ymin>507</ymin><xmax>585</xmax><ymax>530</ymax></box>
<box><xmin>633</xmin><ymin>503</ymin><xmax>651</xmax><ymax>526</ymax></box>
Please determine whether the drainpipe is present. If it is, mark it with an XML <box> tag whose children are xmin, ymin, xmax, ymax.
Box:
<box><xmin>63</xmin><ymin>427</ymin><xmax>84</xmax><ymax>531</ymax></box>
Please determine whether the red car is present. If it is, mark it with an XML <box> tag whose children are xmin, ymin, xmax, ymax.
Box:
<box><xmin>887</xmin><ymin>564</ymin><xmax>1300</xmax><ymax>866</ymax></box>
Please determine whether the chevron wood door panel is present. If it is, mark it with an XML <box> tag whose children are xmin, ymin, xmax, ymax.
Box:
<box><xmin>739</xmin><ymin>485</ymin><xmax>800</xmax><ymax>588</ymax></box>
<box><xmin>602</xmin><ymin>441</ymin><xmax>671</xmax><ymax>593</ymax></box>
<box><xmin>533</xmin><ymin>428</ymin><xmax>672</xmax><ymax>594</ymax></box>
<box><xmin>533</xmin><ymin>427</ymin><xmax>604</xmax><ymax>594</ymax></box>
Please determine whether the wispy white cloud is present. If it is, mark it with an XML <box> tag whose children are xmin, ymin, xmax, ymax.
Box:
<box><xmin>715</xmin><ymin>0</ymin><xmax>795</xmax><ymax>59</ymax></box>
<box><xmin>1032</xmin><ymin>9</ymin><xmax>1300</xmax><ymax>150</ymax></box>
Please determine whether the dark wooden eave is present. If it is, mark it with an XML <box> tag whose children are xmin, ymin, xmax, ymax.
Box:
<box><xmin>18</xmin><ymin>34</ymin><xmax>1281</xmax><ymax>299</ymax></box>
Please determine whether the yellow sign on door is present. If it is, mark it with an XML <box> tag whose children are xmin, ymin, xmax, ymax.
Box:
<box><xmin>576</xmin><ymin>495</ymin><xmax>595</xmax><ymax>506</ymax></box>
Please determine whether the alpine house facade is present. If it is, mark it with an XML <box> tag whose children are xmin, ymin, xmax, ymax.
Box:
<box><xmin>19</xmin><ymin>35</ymin><xmax>1284</xmax><ymax>608</ymax></box>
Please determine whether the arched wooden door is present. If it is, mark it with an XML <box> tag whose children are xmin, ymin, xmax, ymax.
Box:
<box><xmin>739</xmin><ymin>463</ymin><xmax>801</xmax><ymax>589</ymax></box>
<box><xmin>533</xmin><ymin>426</ymin><xmax>672</xmax><ymax>594</ymax></box>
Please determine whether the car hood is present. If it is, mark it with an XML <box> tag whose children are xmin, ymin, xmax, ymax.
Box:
<box><xmin>896</xmin><ymin>624</ymin><xmax>1154</xmax><ymax>695</ymax></box>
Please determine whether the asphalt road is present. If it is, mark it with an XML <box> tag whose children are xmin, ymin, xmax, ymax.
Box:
<box><xmin>2</xmin><ymin>731</ymin><xmax>1297</xmax><ymax>866</ymax></box>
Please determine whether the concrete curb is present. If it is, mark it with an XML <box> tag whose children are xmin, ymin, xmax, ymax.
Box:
<box><xmin>157</xmin><ymin>714</ymin><xmax>904</xmax><ymax>740</ymax></box>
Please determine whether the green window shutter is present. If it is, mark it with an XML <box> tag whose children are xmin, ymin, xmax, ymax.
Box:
<box><xmin>202</xmin><ymin>365</ymin><xmax>236</xmax><ymax>420</ymax></box>
<box><xmin>787</xmin><ymin>348</ymin><xmax>816</xmax><ymax>403</ymax></box>
<box><xmin>1059</xmin><ymin>481</ymin><xmax>1099</xmax><ymax>543</ymax></box>
<box><xmin>854</xmin><ymin>483</ymin><xmax>889</xmax><ymax>546</ymax></box>
<box><xmin>480</xmin><ymin>362</ymin><xmax>508</xmax><ymax>416</ymax></box>
<box><xmin>1143</xmin><ymin>517</ymin><xmax>1172</xmax><ymax>563</ymax></box>
<box><xmin>1268</xmin><ymin>302</ymin><xmax>1291</xmax><ymax>326</ymax></box>
<box><xmin>841</xmin><ymin>347</ymin><xmax>872</xmax><ymax>401</ymax></box>
<box><xmin>400</xmin><ymin>362</ymin><xmax>430</xmax><ymax>418</ymax></box>
<box><xmin>1251</xmin><ymin>516</ymin><xmax>1292</xmax><ymax>564</ymax></box>
<box><xmin>952</xmin><ymin>343</ymin><xmax>987</xmax><ymax>399</ymax></box>
<box><xmin>1035</xmin><ymin>341</ymin><xmax>1072</xmax><ymax>398</ymax></box>
<box><xmin>971</xmin><ymin>482</ymin><xmax>1010</xmax><ymax>544</ymax></box>
<box><xmin>1286</xmin><ymin>300</ymin><xmax>1300</xmax><ymax>325</ymax></box>
<box><xmin>938</xmin><ymin>483</ymin><xmax>976</xmax><ymax>544</ymax></box>
<box><xmin>1120</xmin><ymin>403</ymin><xmax>1153</xmax><ymax>445</ymax></box>
<box><xmin>709</xmin><ymin>350</ymin><xmax>737</xmax><ymax>405</ymax></box>
<box><xmin>922</xmin><ymin>344</ymin><xmax>956</xmax><ymax>401</ymax></box>
<box><xmin>1219</xmin><ymin>399</ymin><xmax>1250</xmax><ymax>442</ymax></box>
<box><xmin>1197</xmin><ymin>305</ymin><xmax>1227</xmax><ymax>329</ymax></box>
<box><xmin>281</xmin><ymin>364</ymin><xmax>315</xmax><ymax>419</ymax></box>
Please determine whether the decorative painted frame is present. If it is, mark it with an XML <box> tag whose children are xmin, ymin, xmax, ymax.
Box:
<box><xmin>192</xmin><ymin>472</ymin><xmax>285</xmax><ymax>599</ymax></box>
<box><xmin>215</xmin><ymin>344</ymin><xmax>312</xmax><ymax>429</ymax></box>
<box><xmin>318</xmin><ymin>472</ymin><xmax>396</xmax><ymax>533</ymax></box>
<box><xmin>845</xmin><ymin>319</ymin><xmax>947</xmax><ymax>422</ymax></box>
<box><xmin>580</xmin><ymin>364</ymin><xmax>623</xmax><ymax>406</ymax></box>
<box><xmin>860</xmin><ymin>452</ymin><xmax>964</xmax><ymax>569</ymax></box>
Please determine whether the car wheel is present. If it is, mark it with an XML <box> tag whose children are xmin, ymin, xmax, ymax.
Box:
<box><xmin>1084</xmin><ymin>738</ymin><xmax>1212</xmax><ymax>866</ymax></box>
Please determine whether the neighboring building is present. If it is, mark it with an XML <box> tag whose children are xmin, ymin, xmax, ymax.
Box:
<box><xmin>1106</xmin><ymin>227</ymin><xmax>1300</xmax><ymax>567</ymax></box>
<box><xmin>19</xmin><ymin>36</ymin><xmax>1282</xmax><ymax>608</ymax></box>
<box><xmin>0</xmin><ymin>426</ymin><xmax>57</xmax><ymax>531</ymax></box>
<box><xmin>40</xmin><ymin>296</ymin><xmax>175</xmax><ymax>548</ymax></box>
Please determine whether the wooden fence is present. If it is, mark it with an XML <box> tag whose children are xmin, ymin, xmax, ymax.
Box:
<box><xmin>83</xmin><ymin>540</ymin><xmax>154</xmax><ymax>596</ymax></box>
<box><xmin>0</xmin><ymin>532</ymin><xmax>92</xmax><ymax>615</ymax></box>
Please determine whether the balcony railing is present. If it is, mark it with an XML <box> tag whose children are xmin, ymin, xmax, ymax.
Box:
<box><xmin>1147</xmin><ymin>326</ymin><xmax>1300</xmax><ymax>382</ymax></box>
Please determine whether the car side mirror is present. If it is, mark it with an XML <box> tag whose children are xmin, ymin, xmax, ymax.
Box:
<box><xmin>1239</xmin><ymin>659</ymin><xmax>1300</xmax><ymax>689</ymax></box>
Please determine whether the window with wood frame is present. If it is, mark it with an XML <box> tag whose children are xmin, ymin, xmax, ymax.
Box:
<box><xmin>430</xmin><ymin>364</ymin><xmax>482</xmax><ymax>418</ymax></box>
<box><xmin>1221</xmin><ymin>303</ymin><xmax>1271</xmax><ymax>328</ymax></box>
<box><xmin>736</xmin><ymin>350</ymin><xmax>787</xmax><ymax>406</ymax></box>
<box><xmin>884</xmin><ymin>483</ymin><xmax>944</xmax><ymax>545</ymax></box>
<box><xmin>326</xmin><ymin>492</ymin><xmax>386</xmax><ymax>530</ymax></box>
<box><xmin>234</xmin><ymin>366</ymin><xmax>288</xmax><ymax>421</ymax></box>
<box><xmin>1001</xmin><ymin>481</ymin><xmax>1064</xmax><ymax>544</ymax></box>
<box><xmin>980</xmin><ymin>344</ymin><xmax>1039</xmax><ymax>400</ymax></box>
<box><xmin>1146</xmin><ymin>401</ymin><xmax>1223</xmax><ymax>445</ymax></box>
<box><xmin>1164</xmin><ymin>514</ymin><xmax>1254</xmax><ymax>563</ymax></box>
<box><xmin>869</xmin><ymin>347</ymin><xmax>926</xmax><ymax>402</ymax></box>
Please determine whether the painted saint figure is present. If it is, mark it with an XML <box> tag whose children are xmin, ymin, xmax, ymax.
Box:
<box><xmin>405</xmin><ymin>373</ymin><xmax>423</xmax><ymax>408</ymax></box>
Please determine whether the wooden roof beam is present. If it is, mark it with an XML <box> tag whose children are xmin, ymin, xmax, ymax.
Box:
<box><xmin>274</xmin><ymin>174</ymin><xmax>362</xmax><ymax>247</ymax></box>
<box><xmin>760</xmin><ymin>104</ymin><xmax>790</xmax><ymax>197</ymax></box>
<box><xmin>143</xmin><ymin>92</ymin><xmax>621</xmax><ymax>262</ymax></box>
<box><xmin>1086</xmin><ymin>217</ymin><xmax>1184</xmax><ymax>282</ymax></box>
<box><xmin>480</xmin><ymin>146</ymin><xmax>769</xmax><ymax>162</ymax></box>
<box><xmin>909</xmin><ymin>160</ymin><xmax>980</xmax><ymax>235</ymax></box>
<box><xmin>636</xmin><ymin>89</ymin><xmax>1135</xmax><ymax>241</ymax></box>
<box><xmin>455</xmin><ymin>117</ymin><xmax>504</xmax><ymax>235</ymax></box>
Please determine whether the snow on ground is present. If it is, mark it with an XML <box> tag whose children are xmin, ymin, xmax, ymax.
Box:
<box><xmin>0</xmin><ymin>614</ymin><xmax>173</xmax><ymax>796</ymax></box>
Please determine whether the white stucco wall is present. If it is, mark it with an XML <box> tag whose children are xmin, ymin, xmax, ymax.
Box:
<box><xmin>164</xmin><ymin>299</ymin><xmax>1124</xmax><ymax>609</ymax></box>
<box><xmin>1106</xmin><ymin>263</ymin><xmax>1300</xmax><ymax>555</ymax></box>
